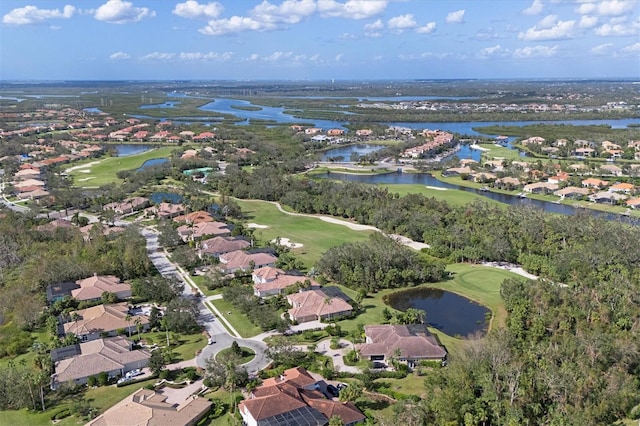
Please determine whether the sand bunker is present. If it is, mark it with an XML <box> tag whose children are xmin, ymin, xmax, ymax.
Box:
<box><xmin>78</xmin><ymin>177</ymin><xmax>95</xmax><ymax>181</ymax></box>
<box><xmin>64</xmin><ymin>161</ymin><xmax>101</xmax><ymax>173</ymax></box>
<box><xmin>425</xmin><ymin>186</ymin><xmax>447</xmax><ymax>191</ymax></box>
<box><xmin>271</xmin><ymin>237</ymin><xmax>304</xmax><ymax>249</ymax></box>
<box><xmin>247</xmin><ymin>223</ymin><xmax>269</xmax><ymax>229</ymax></box>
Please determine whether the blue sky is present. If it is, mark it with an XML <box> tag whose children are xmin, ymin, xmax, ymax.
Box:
<box><xmin>1</xmin><ymin>0</ymin><xmax>639</xmax><ymax>80</ymax></box>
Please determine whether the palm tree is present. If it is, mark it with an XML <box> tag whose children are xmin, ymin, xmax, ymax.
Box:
<box><xmin>125</xmin><ymin>313</ymin><xmax>132</xmax><ymax>338</ymax></box>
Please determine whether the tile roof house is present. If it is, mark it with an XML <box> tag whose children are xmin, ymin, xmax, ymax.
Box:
<box><xmin>522</xmin><ymin>182</ymin><xmax>559</xmax><ymax>194</ymax></box>
<box><xmin>252</xmin><ymin>267</ymin><xmax>320</xmax><ymax>298</ymax></box>
<box><xmin>198</xmin><ymin>236</ymin><xmax>250</xmax><ymax>259</ymax></box>
<box><xmin>239</xmin><ymin>367</ymin><xmax>365</xmax><ymax>426</ymax></box>
<box><xmin>177</xmin><ymin>221</ymin><xmax>231</xmax><ymax>242</ymax></box>
<box><xmin>582</xmin><ymin>178</ymin><xmax>609</xmax><ymax>189</ymax></box>
<box><xmin>589</xmin><ymin>191</ymin><xmax>627</xmax><ymax>204</ymax></box>
<box><xmin>608</xmin><ymin>183</ymin><xmax>635</xmax><ymax>193</ymax></box>
<box><xmin>63</xmin><ymin>302</ymin><xmax>149</xmax><ymax>342</ymax></box>
<box><xmin>599</xmin><ymin>164</ymin><xmax>623</xmax><ymax>176</ymax></box>
<box><xmin>626</xmin><ymin>198</ymin><xmax>640</xmax><ymax>209</ymax></box>
<box><xmin>147</xmin><ymin>203</ymin><xmax>186</xmax><ymax>219</ymax></box>
<box><xmin>219</xmin><ymin>250</ymin><xmax>277</xmax><ymax>274</ymax></box>
<box><xmin>287</xmin><ymin>289</ymin><xmax>353</xmax><ymax>323</ymax></box>
<box><xmin>173</xmin><ymin>210</ymin><xmax>214</xmax><ymax>224</ymax></box>
<box><xmin>88</xmin><ymin>388</ymin><xmax>212</xmax><ymax>426</ymax></box>
<box><xmin>356</xmin><ymin>324</ymin><xmax>447</xmax><ymax>369</ymax></box>
<box><xmin>51</xmin><ymin>336</ymin><xmax>150</xmax><ymax>389</ymax></box>
<box><xmin>71</xmin><ymin>274</ymin><xmax>131</xmax><ymax>302</ymax></box>
<box><xmin>103</xmin><ymin>197</ymin><xmax>149</xmax><ymax>215</ymax></box>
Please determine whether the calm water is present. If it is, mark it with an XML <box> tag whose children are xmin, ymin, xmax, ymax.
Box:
<box><xmin>150</xmin><ymin>191</ymin><xmax>183</xmax><ymax>204</ymax></box>
<box><xmin>316</xmin><ymin>171</ymin><xmax>640</xmax><ymax>224</ymax></box>
<box><xmin>322</xmin><ymin>144</ymin><xmax>384</xmax><ymax>161</ymax></box>
<box><xmin>140</xmin><ymin>101</ymin><xmax>181</xmax><ymax>109</ymax></box>
<box><xmin>385</xmin><ymin>288</ymin><xmax>490</xmax><ymax>338</ymax></box>
<box><xmin>113</xmin><ymin>144</ymin><xmax>154</xmax><ymax>156</ymax></box>
<box><xmin>137</xmin><ymin>158</ymin><xmax>169</xmax><ymax>170</ymax></box>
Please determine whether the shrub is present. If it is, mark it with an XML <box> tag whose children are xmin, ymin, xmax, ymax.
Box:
<box><xmin>87</xmin><ymin>376</ymin><xmax>97</xmax><ymax>387</ymax></box>
<box><xmin>50</xmin><ymin>407</ymin><xmax>71</xmax><ymax>421</ymax></box>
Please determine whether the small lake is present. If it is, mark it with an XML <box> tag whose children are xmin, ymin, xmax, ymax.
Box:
<box><xmin>83</xmin><ymin>107</ymin><xmax>103</xmax><ymax>113</ymax></box>
<box><xmin>150</xmin><ymin>191</ymin><xmax>183</xmax><ymax>204</ymax></box>
<box><xmin>385</xmin><ymin>288</ymin><xmax>490</xmax><ymax>338</ymax></box>
<box><xmin>140</xmin><ymin>101</ymin><xmax>181</xmax><ymax>109</ymax></box>
<box><xmin>322</xmin><ymin>144</ymin><xmax>384</xmax><ymax>161</ymax></box>
<box><xmin>113</xmin><ymin>144</ymin><xmax>154</xmax><ymax>157</ymax></box>
<box><xmin>137</xmin><ymin>158</ymin><xmax>168</xmax><ymax>171</ymax></box>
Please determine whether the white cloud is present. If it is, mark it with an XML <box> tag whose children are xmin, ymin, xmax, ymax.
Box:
<box><xmin>109</xmin><ymin>51</ymin><xmax>131</xmax><ymax>60</ymax></box>
<box><xmin>364</xmin><ymin>19</ymin><xmax>384</xmax><ymax>37</ymax></box>
<box><xmin>309</xmin><ymin>54</ymin><xmax>320</xmax><ymax>62</ymax></box>
<box><xmin>172</xmin><ymin>1</ymin><xmax>223</xmax><ymax>19</ymax></box>
<box><xmin>446</xmin><ymin>9</ymin><xmax>465</xmax><ymax>24</ymax></box>
<box><xmin>478</xmin><ymin>44</ymin><xmax>507</xmax><ymax>58</ymax></box>
<box><xmin>251</xmin><ymin>0</ymin><xmax>317</xmax><ymax>24</ymax></box>
<box><xmin>579</xmin><ymin>15</ymin><xmax>598</xmax><ymax>28</ymax></box>
<box><xmin>590</xmin><ymin>43</ymin><xmax>613</xmax><ymax>54</ymax></box>
<box><xmin>594</xmin><ymin>0</ymin><xmax>635</xmax><ymax>16</ymax></box>
<box><xmin>95</xmin><ymin>0</ymin><xmax>155</xmax><ymax>24</ymax></box>
<box><xmin>335</xmin><ymin>53</ymin><xmax>344</xmax><ymax>61</ymax></box>
<box><xmin>576</xmin><ymin>2</ymin><xmax>596</xmax><ymax>15</ymax></box>
<box><xmin>512</xmin><ymin>45</ymin><xmax>559</xmax><ymax>58</ymax></box>
<box><xmin>373</xmin><ymin>55</ymin><xmax>382</xmax><ymax>60</ymax></box>
<box><xmin>594</xmin><ymin>20</ymin><xmax>639</xmax><ymax>36</ymax></box>
<box><xmin>140</xmin><ymin>52</ymin><xmax>176</xmax><ymax>61</ymax></box>
<box><xmin>339</xmin><ymin>32</ymin><xmax>357</xmax><ymax>39</ymax></box>
<box><xmin>2</xmin><ymin>4</ymin><xmax>75</xmax><ymax>25</ymax></box>
<box><xmin>518</xmin><ymin>16</ymin><xmax>575</xmax><ymax>40</ymax></box>
<box><xmin>199</xmin><ymin>16</ymin><xmax>276</xmax><ymax>35</ymax></box>
<box><xmin>416</xmin><ymin>22</ymin><xmax>436</xmax><ymax>34</ymax></box>
<box><xmin>620</xmin><ymin>42</ymin><xmax>640</xmax><ymax>53</ymax></box>
<box><xmin>522</xmin><ymin>0</ymin><xmax>544</xmax><ymax>16</ymax></box>
<box><xmin>388</xmin><ymin>14</ymin><xmax>416</xmax><ymax>30</ymax></box>
<box><xmin>318</xmin><ymin>0</ymin><xmax>388</xmax><ymax>20</ymax></box>
<box><xmin>474</xmin><ymin>27</ymin><xmax>503</xmax><ymax>40</ymax></box>
<box><xmin>178</xmin><ymin>51</ymin><xmax>233</xmax><ymax>61</ymax></box>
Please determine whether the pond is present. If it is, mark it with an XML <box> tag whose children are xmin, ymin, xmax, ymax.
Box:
<box><xmin>112</xmin><ymin>144</ymin><xmax>155</xmax><ymax>157</ymax></box>
<box><xmin>321</xmin><ymin>144</ymin><xmax>385</xmax><ymax>161</ymax></box>
<box><xmin>137</xmin><ymin>158</ymin><xmax>168</xmax><ymax>171</ymax></box>
<box><xmin>150</xmin><ymin>191</ymin><xmax>183</xmax><ymax>204</ymax></box>
<box><xmin>385</xmin><ymin>287</ymin><xmax>490</xmax><ymax>338</ymax></box>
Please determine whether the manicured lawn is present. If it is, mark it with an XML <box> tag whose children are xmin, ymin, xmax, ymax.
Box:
<box><xmin>139</xmin><ymin>331</ymin><xmax>206</xmax><ymax>362</ymax></box>
<box><xmin>377</xmin><ymin>183</ymin><xmax>500</xmax><ymax>207</ymax></box>
<box><xmin>67</xmin><ymin>147</ymin><xmax>176</xmax><ymax>187</ymax></box>
<box><xmin>477</xmin><ymin>143</ymin><xmax>549</xmax><ymax>162</ymax></box>
<box><xmin>235</xmin><ymin>199</ymin><xmax>374</xmax><ymax>267</ymax></box>
<box><xmin>209</xmin><ymin>298</ymin><xmax>263</xmax><ymax>338</ymax></box>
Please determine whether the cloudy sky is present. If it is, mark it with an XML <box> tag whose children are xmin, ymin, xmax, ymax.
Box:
<box><xmin>1</xmin><ymin>0</ymin><xmax>639</xmax><ymax>80</ymax></box>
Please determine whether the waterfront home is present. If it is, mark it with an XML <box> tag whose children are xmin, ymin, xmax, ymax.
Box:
<box><xmin>356</xmin><ymin>324</ymin><xmax>447</xmax><ymax>369</ymax></box>
<box><xmin>626</xmin><ymin>198</ymin><xmax>640</xmax><ymax>209</ymax></box>
<box><xmin>608</xmin><ymin>183</ymin><xmax>635</xmax><ymax>194</ymax></box>
<box><xmin>589</xmin><ymin>191</ymin><xmax>627</xmax><ymax>204</ymax></box>
<box><xmin>146</xmin><ymin>202</ymin><xmax>186</xmax><ymax>219</ymax></box>
<box><xmin>553</xmin><ymin>187</ymin><xmax>589</xmax><ymax>199</ymax></box>
<box><xmin>494</xmin><ymin>177</ymin><xmax>522</xmax><ymax>189</ymax></box>
<box><xmin>443</xmin><ymin>166</ymin><xmax>473</xmax><ymax>177</ymax></box>
<box><xmin>252</xmin><ymin>266</ymin><xmax>320</xmax><ymax>298</ymax></box>
<box><xmin>523</xmin><ymin>182</ymin><xmax>559</xmax><ymax>194</ymax></box>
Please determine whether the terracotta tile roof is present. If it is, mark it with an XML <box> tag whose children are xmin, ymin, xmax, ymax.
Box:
<box><xmin>357</xmin><ymin>324</ymin><xmax>447</xmax><ymax>360</ymax></box>
<box><xmin>287</xmin><ymin>289</ymin><xmax>353</xmax><ymax>321</ymax></box>
<box><xmin>199</xmin><ymin>236</ymin><xmax>250</xmax><ymax>256</ymax></box>
<box><xmin>173</xmin><ymin>210</ymin><xmax>214</xmax><ymax>224</ymax></box>
<box><xmin>219</xmin><ymin>250</ymin><xmax>277</xmax><ymax>272</ymax></box>
<box><xmin>63</xmin><ymin>302</ymin><xmax>148</xmax><ymax>337</ymax></box>
<box><xmin>71</xmin><ymin>275</ymin><xmax>131</xmax><ymax>301</ymax></box>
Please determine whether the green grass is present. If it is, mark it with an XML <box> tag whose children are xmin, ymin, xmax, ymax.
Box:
<box><xmin>67</xmin><ymin>146</ymin><xmax>176</xmax><ymax>187</ymax></box>
<box><xmin>139</xmin><ymin>331</ymin><xmax>206</xmax><ymax>362</ymax></box>
<box><xmin>378</xmin><ymin>183</ymin><xmax>500</xmax><ymax>207</ymax></box>
<box><xmin>235</xmin><ymin>199</ymin><xmax>374</xmax><ymax>267</ymax></box>
<box><xmin>216</xmin><ymin>347</ymin><xmax>255</xmax><ymax>364</ymax></box>
<box><xmin>209</xmin><ymin>298</ymin><xmax>262</xmax><ymax>338</ymax></box>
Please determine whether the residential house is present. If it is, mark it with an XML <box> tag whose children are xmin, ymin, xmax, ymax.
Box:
<box><xmin>63</xmin><ymin>302</ymin><xmax>149</xmax><ymax>342</ymax></box>
<box><xmin>46</xmin><ymin>281</ymin><xmax>80</xmax><ymax>303</ymax></box>
<box><xmin>79</xmin><ymin>223</ymin><xmax>125</xmax><ymax>241</ymax></box>
<box><xmin>442</xmin><ymin>166</ymin><xmax>472</xmax><ymax>177</ymax></box>
<box><xmin>51</xmin><ymin>336</ymin><xmax>150</xmax><ymax>389</ymax></box>
<box><xmin>608</xmin><ymin>183</ymin><xmax>635</xmax><ymax>194</ymax></box>
<box><xmin>547</xmin><ymin>172</ymin><xmax>570</xmax><ymax>185</ymax></box>
<box><xmin>494</xmin><ymin>177</ymin><xmax>521</xmax><ymax>189</ymax></box>
<box><xmin>37</xmin><ymin>219</ymin><xmax>75</xmax><ymax>232</ymax></box>
<box><xmin>147</xmin><ymin>202</ymin><xmax>186</xmax><ymax>219</ymax></box>
<box><xmin>103</xmin><ymin>197</ymin><xmax>149</xmax><ymax>215</ymax></box>
<box><xmin>88</xmin><ymin>388</ymin><xmax>212</xmax><ymax>426</ymax></box>
<box><xmin>355</xmin><ymin>129</ymin><xmax>373</xmax><ymax>137</ymax></box>
<box><xmin>589</xmin><ymin>191</ymin><xmax>627</xmax><ymax>204</ymax></box>
<box><xmin>356</xmin><ymin>324</ymin><xmax>447</xmax><ymax>369</ymax></box>
<box><xmin>287</xmin><ymin>289</ymin><xmax>353</xmax><ymax>323</ymax></box>
<box><xmin>521</xmin><ymin>136</ymin><xmax>545</xmax><ymax>145</ymax></box>
<box><xmin>218</xmin><ymin>250</ymin><xmax>277</xmax><ymax>274</ymax></box>
<box><xmin>626</xmin><ymin>198</ymin><xmax>640</xmax><ymax>209</ymax></box>
<box><xmin>177</xmin><ymin>221</ymin><xmax>231</xmax><ymax>242</ymax></box>
<box><xmin>572</xmin><ymin>147</ymin><xmax>596</xmax><ymax>158</ymax></box>
<box><xmin>599</xmin><ymin>164</ymin><xmax>623</xmax><ymax>176</ymax></box>
<box><xmin>470</xmin><ymin>172</ymin><xmax>497</xmax><ymax>183</ymax></box>
<box><xmin>582</xmin><ymin>178</ymin><xmax>609</xmax><ymax>189</ymax></box>
<box><xmin>173</xmin><ymin>210</ymin><xmax>214</xmax><ymax>224</ymax></box>
<box><xmin>239</xmin><ymin>366</ymin><xmax>365</xmax><ymax>426</ymax></box>
<box><xmin>71</xmin><ymin>274</ymin><xmax>131</xmax><ymax>302</ymax></box>
<box><xmin>553</xmin><ymin>187</ymin><xmax>589</xmax><ymax>199</ymax></box>
<box><xmin>522</xmin><ymin>182</ymin><xmax>559</xmax><ymax>194</ymax></box>
<box><xmin>327</xmin><ymin>129</ymin><xmax>345</xmax><ymax>137</ymax></box>
<box><xmin>252</xmin><ymin>266</ymin><xmax>320</xmax><ymax>298</ymax></box>
<box><xmin>198</xmin><ymin>236</ymin><xmax>250</xmax><ymax>258</ymax></box>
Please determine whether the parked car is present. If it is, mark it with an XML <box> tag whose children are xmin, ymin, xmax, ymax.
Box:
<box><xmin>326</xmin><ymin>384</ymin><xmax>339</xmax><ymax>397</ymax></box>
<box><xmin>125</xmin><ymin>369</ymin><xmax>143</xmax><ymax>379</ymax></box>
<box><xmin>208</xmin><ymin>337</ymin><xmax>215</xmax><ymax>345</ymax></box>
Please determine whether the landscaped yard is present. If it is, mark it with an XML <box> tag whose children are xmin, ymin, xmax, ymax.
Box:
<box><xmin>67</xmin><ymin>146</ymin><xmax>176</xmax><ymax>187</ymax></box>
<box><xmin>235</xmin><ymin>199</ymin><xmax>374</xmax><ymax>267</ymax></box>
<box><xmin>209</xmin><ymin>298</ymin><xmax>263</xmax><ymax>338</ymax></box>
<box><xmin>140</xmin><ymin>331</ymin><xmax>206</xmax><ymax>362</ymax></box>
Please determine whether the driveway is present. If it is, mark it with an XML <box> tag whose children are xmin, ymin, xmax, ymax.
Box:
<box><xmin>300</xmin><ymin>338</ymin><xmax>361</xmax><ymax>374</ymax></box>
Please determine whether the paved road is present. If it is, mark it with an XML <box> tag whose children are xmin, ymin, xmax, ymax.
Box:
<box><xmin>0</xmin><ymin>182</ymin><xmax>30</xmax><ymax>213</ymax></box>
<box><xmin>196</xmin><ymin>333</ymin><xmax>269</xmax><ymax>376</ymax></box>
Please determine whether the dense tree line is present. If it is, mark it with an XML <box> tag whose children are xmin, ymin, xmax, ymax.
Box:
<box><xmin>222</xmin><ymin>284</ymin><xmax>288</xmax><ymax>332</ymax></box>
<box><xmin>416</xmin><ymin>277</ymin><xmax>640</xmax><ymax>425</ymax></box>
<box><xmin>317</xmin><ymin>233</ymin><xmax>446</xmax><ymax>291</ymax></box>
